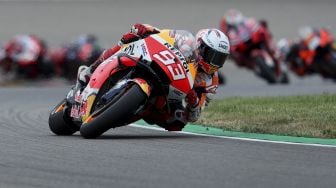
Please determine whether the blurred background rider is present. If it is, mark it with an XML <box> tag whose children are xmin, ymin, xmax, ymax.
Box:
<box><xmin>220</xmin><ymin>9</ymin><xmax>284</xmax><ymax>79</ymax></box>
<box><xmin>0</xmin><ymin>34</ymin><xmax>52</xmax><ymax>80</ymax></box>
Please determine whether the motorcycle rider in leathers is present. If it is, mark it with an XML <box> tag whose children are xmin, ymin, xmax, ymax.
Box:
<box><xmin>220</xmin><ymin>9</ymin><xmax>281</xmax><ymax>76</ymax></box>
<box><xmin>76</xmin><ymin>23</ymin><xmax>230</xmax><ymax>131</ymax></box>
<box><xmin>283</xmin><ymin>26</ymin><xmax>334</xmax><ymax>77</ymax></box>
<box><xmin>0</xmin><ymin>34</ymin><xmax>51</xmax><ymax>79</ymax></box>
<box><xmin>51</xmin><ymin>34</ymin><xmax>102</xmax><ymax>80</ymax></box>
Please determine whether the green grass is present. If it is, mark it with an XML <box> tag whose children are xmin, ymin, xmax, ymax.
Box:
<box><xmin>197</xmin><ymin>94</ymin><xmax>336</xmax><ymax>139</ymax></box>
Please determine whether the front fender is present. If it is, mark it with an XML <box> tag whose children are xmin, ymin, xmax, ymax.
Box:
<box><xmin>89</xmin><ymin>57</ymin><xmax>120</xmax><ymax>90</ymax></box>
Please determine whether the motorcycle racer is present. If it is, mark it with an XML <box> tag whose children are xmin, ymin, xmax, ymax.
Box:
<box><xmin>283</xmin><ymin>26</ymin><xmax>335</xmax><ymax>78</ymax></box>
<box><xmin>50</xmin><ymin>34</ymin><xmax>102</xmax><ymax>80</ymax></box>
<box><xmin>219</xmin><ymin>9</ymin><xmax>282</xmax><ymax>76</ymax></box>
<box><xmin>0</xmin><ymin>34</ymin><xmax>52</xmax><ymax>79</ymax></box>
<box><xmin>76</xmin><ymin>23</ymin><xmax>230</xmax><ymax>131</ymax></box>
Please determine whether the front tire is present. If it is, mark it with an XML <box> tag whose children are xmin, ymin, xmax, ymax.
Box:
<box><xmin>255</xmin><ymin>56</ymin><xmax>277</xmax><ymax>84</ymax></box>
<box><xmin>79</xmin><ymin>84</ymin><xmax>147</xmax><ymax>139</ymax></box>
<box><xmin>49</xmin><ymin>100</ymin><xmax>79</xmax><ymax>135</ymax></box>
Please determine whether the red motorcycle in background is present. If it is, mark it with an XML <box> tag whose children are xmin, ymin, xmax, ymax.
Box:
<box><xmin>0</xmin><ymin>35</ymin><xmax>53</xmax><ymax>81</ymax></box>
<box><xmin>48</xmin><ymin>30</ymin><xmax>197</xmax><ymax>138</ymax></box>
<box><xmin>50</xmin><ymin>34</ymin><xmax>102</xmax><ymax>81</ymax></box>
<box><xmin>222</xmin><ymin>19</ymin><xmax>289</xmax><ymax>84</ymax></box>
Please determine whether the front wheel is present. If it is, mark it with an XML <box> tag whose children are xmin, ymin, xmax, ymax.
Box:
<box><xmin>79</xmin><ymin>84</ymin><xmax>147</xmax><ymax>139</ymax></box>
<box><xmin>48</xmin><ymin>100</ymin><xmax>79</xmax><ymax>135</ymax></box>
<box><xmin>279</xmin><ymin>72</ymin><xmax>290</xmax><ymax>84</ymax></box>
<box><xmin>255</xmin><ymin>56</ymin><xmax>277</xmax><ymax>84</ymax></box>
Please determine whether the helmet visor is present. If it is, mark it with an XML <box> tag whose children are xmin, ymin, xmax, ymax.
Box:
<box><xmin>202</xmin><ymin>46</ymin><xmax>228</xmax><ymax>68</ymax></box>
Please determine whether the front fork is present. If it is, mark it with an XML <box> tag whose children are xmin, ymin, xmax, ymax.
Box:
<box><xmin>80</xmin><ymin>78</ymin><xmax>152</xmax><ymax>124</ymax></box>
<box><xmin>98</xmin><ymin>77</ymin><xmax>151</xmax><ymax>102</ymax></box>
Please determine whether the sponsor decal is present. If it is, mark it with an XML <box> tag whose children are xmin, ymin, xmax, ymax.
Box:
<box><xmin>219</xmin><ymin>41</ymin><xmax>228</xmax><ymax>50</ymax></box>
<box><xmin>70</xmin><ymin>101</ymin><xmax>88</xmax><ymax>119</ymax></box>
<box><xmin>74</xmin><ymin>90</ymin><xmax>81</xmax><ymax>102</ymax></box>
<box><xmin>70</xmin><ymin>105</ymin><xmax>80</xmax><ymax>119</ymax></box>
<box><xmin>123</xmin><ymin>44</ymin><xmax>135</xmax><ymax>55</ymax></box>
<box><xmin>80</xmin><ymin>101</ymin><xmax>88</xmax><ymax>117</ymax></box>
<box><xmin>141</xmin><ymin>43</ymin><xmax>148</xmax><ymax>56</ymax></box>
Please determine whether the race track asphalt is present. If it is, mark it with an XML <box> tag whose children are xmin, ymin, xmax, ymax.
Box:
<box><xmin>0</xmin><ymin>0</ymin><xmax>336</xmax><ymax>188</ymax></box>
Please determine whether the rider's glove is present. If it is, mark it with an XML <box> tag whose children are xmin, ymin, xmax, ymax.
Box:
<box><xmin>119</xmin><ymin>33</ymin><xmax>141</xmax><ymax>46</ymax></box>
<box><xmin>131</xmin><ymin>23</ymin><xmax>158</xmax><ymax>37</ymax></box>
<box><xmin>77</xmin><ymin>65</ymin><xmax>92</xmax><ymax>86</ymax></box>
<box><xmin>119</xmin><ymin>23</ymin><xmax>159</xmax><ymax>45</ymax></box>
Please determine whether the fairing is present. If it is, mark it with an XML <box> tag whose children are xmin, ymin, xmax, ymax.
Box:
<box><xmin>71</xmin><ymin>30</ymin><xmax>197</xmax><ymax>123</ymax></box>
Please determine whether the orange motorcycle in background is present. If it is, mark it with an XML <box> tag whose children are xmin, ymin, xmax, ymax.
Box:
<box><xmin>283</xmin><ymin>28</ymin><xmax>336</xmax><ymax>80</ymax></box>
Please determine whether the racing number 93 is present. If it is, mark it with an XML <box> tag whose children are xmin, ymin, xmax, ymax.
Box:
<box><xmin>153</xmin><ymin>50</ymin><xmax>186</xmax><ymax>80</ymax></box>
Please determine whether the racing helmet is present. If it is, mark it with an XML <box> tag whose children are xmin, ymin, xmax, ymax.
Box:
<box><xmin>225</xmin><ymin>9</ymin><xmax>244</xmax><ymax>26</ymax></box>
<box><xmin>196</xmin><ymin>29</ymin><xmax>230</xmax><ymax>74</ymax></box>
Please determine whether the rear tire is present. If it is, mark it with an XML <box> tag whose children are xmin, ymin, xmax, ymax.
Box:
<box><xmin>49</xmin><ymin>100</ymin><xmax>79</xmax><ymax>135</ymax></box>
<box><xmin>79</xmin><ymin>84</ymin><xmax>147</xmax><ymax>139</ymax></box>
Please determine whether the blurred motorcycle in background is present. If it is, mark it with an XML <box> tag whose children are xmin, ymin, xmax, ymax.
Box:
<box><xmin>0</xmin><ymin>35</ymin><xmax>53</xmax><ymax>82</ymax></box>
<box><xmin>278</xmin><ymin>27</ymin><xmax>336</xmax><ymax>81</ymax></box>
<box><xmin>50</xmin><ymin>34</ymin><xmax>102</xmax><ymax>81</ymax></box>
<box><xmin>220</xmin><ymin>9</ymin><xmax>289</xmax><ymax>84</ymax></box>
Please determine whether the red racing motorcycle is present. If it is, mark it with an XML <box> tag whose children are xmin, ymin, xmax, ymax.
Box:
<box><xmin>48</xmin><ymin>30</ymin><xmax>197</xmax><ymax>138</ymax></box>
<box><xmin>227</xmin><ymin>19</ymin><xmax>289</xmax><ymax>84</ymax></box>
<box><xmin>50</xmin><ymin>36</ymin><xmax>102</xmax><ymax>81</ymax></box>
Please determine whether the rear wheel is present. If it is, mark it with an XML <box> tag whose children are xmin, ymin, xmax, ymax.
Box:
<box><xmin>325</xmin><ymin>58</ymin><xmax>336</xmax><ymax>79</ymax></box>
<box><xmin>79</xmin><ymin>83</ymin><xmax>147</xmax><ymax>139</ymax></box>
<box><xmin>48</xmin><ymin>100</ymin><xmax>79</xmax><ymax>135</ymax></box>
